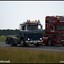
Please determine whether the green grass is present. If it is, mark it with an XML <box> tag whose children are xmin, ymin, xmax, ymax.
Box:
<box><xmin>0</xmin><ymin>36</ymin><xmax>7</xmax><ymax>42</ymax></box>
<box><xmin>0</xmin><ymin>47</ymin><xmax>64</xmax><ymax>63</ymax></box>
<box><xmin>0</xmin><ymin>35</ymin><xmax>64</xmax><ymax>63</ymax></box>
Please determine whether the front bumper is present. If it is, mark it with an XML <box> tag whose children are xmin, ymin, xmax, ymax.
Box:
<box><xmin>26</xmin><ymin>40</ymin><xmax>43</xmax><ymax>44</ymax></box>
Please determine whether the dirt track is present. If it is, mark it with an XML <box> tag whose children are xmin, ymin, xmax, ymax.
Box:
<box><xmin>0</xmin><ymin>42</ymin><xmax>64</xmax><ymax>51</ymax></box>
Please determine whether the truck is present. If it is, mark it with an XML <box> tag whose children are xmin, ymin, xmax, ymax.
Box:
<box><xmin>5</xmin><ymin>20</ymin><xmax>43</xmax><ymax>46</ymax></box>
<box><xmin>43</xmin><ymin>16</ymin><xmax>64</xmax><ymax>46</ymax></box>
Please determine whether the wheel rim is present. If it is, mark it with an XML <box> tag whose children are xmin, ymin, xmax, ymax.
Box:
<box><xmin>20</xmin><ymin>40</ymin><xmax>24</xmax><ymax>46</ymax></box>
<box><xmin>48</xmin><ymin>40</ymin><xmax>51</xmax><ymax>46</ymax></box>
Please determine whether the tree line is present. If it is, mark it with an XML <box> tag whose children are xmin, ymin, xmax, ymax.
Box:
<box><xmin>0</xmin><ymin>29</ymin><xmax>45</xmax><ymax>36</ymax></box>
<box><xmin>0</xmin><ymin>29</ymin><xmax>20</xmax><ymax>36</ymax></box>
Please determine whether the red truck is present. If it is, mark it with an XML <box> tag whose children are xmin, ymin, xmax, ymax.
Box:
<box><xmin>43</xmin><ymin>16</ymin><xmax>64</xmax><ymax>46</ymax></box>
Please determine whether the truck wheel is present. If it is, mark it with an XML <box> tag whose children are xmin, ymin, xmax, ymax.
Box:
<box><xmin>14</xmin><ymin>44</ymin><xmax>17</xmax><ymax>46</ymax></box>
<box><xmin>20</xmin><ymin>40</ymin><xmax>28</xmax><ymax>47</ymax></box>
<box><xmin>20</xmin><ymin>40</ymin><xmax>24</xmax><ymax>46</ymax></box>
<box><xmin>10</xmin><ymin>42</ymin><xmax>17</xmax><ymax>46</ymax></box>
<box><xmin>62</xmin><ymin>44</ymin><xmax>64</xmax><ymax>46</ymax></box>
<box><xmin>48</xmin><ymin>39</ymin><xmax>53</xmax><ymax>46</ymax></box>
<box><xmin>45</xmin><ymin>43</ymin><xmax>48</xmax><ymax>46</ymax></box>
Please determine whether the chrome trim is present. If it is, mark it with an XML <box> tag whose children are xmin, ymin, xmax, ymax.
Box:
<box><xmin>26</xmin><ymin>40</ymin><xmax>43</xmax><ymax>44</ymax></box>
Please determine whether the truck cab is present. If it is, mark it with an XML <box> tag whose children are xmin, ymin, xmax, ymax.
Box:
<box><xmin>43</xmin><ymin>16</ymin><xmax>64</xmax><ymax>46</ymax></box>
<box><xmin>18</xmin><ymin>20</ymin><xmax>43</xmax><ymax>46</ymax></box>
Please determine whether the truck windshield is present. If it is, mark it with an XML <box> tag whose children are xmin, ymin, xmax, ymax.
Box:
<box><xmin>57</xmin><ymin>25</ymin><xmax>64</xmax><ymax>30</ymax></box>
<box><xmin>27</xmin><ymin>25</ymin><xmax>41</xmax><ymax>30</ymax></box>
<box><xmin>60</xmin><ymin>17</ymin><xmax>64</xmax><ymax>21</ymax></box>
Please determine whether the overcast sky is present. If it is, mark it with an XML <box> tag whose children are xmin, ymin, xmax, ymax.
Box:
<box><xmin>0</xmin><ymin>1</ymin><xmax>64</xmax><ymax>30</ymax></box>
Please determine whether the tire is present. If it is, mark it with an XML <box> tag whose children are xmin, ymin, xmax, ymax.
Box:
<box><xmin>14</xmin><ymin>44</ymin><xmax>17</xmax><ymax>46</ymax></box>
<box><xmin>48</xmin><ymin>39</ymin><xmax>53</xmax><ymax>46</ymax></box>
<box><xmin>62</xmin><ymin>44</ymin><xmax>64</xmax><ymax>46</ymax></box>
<box><xmin>20</xmin><ymin>40</ymin><xmax>24</xmax><ymax>46</ymax></box>
<box><xmin>45</xmin><ymin>43</ymin><xmax>49</xmax><ymax>46</ymax></box>
<box><xmin>20</xmin><ymin>40</ymin><xmax>28</xmax><ymax>47</ymax></box>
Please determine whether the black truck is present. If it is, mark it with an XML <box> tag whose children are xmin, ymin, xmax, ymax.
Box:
<box><xmin>5</xmin><ymin>20</ymin><xmax>43</xmax><ymax>46</ymax></box>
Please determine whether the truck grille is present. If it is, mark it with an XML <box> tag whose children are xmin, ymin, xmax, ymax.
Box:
<box><xmin>25</xmin><ymin>33</ymin><xmax>42</xmax><ymax>40</ymax></box>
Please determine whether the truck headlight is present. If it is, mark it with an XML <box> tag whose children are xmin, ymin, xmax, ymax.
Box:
<box><xmin>40</xmin><ymin>38</ymin><xmax>42</xmax><ymax>40</ymax></box>
<box><xmin>28</xmin><ymin>38</ymin><xmax>30</xmax><ymax>40</ymax></box>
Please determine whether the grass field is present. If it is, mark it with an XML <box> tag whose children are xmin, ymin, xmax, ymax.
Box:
<box><xmin>0</xmin><ymin>36</ymin><xmax>6</xmax><ymax>42</ymax></box>
<box><xmin>0</xmin><ymin>36</ymin><xmax>64</xmax><ymax>63</ymax></box>
<box><xmin>0</xmin><ymin>47</ymin><xmax>64</xmax><ymax>63</ymax></box>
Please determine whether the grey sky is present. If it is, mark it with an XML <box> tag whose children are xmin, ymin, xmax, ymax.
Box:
<box><xmin>0</xmin><ymin>1</ymin><xmax>64</xmax><ymax>29</ymax></box>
